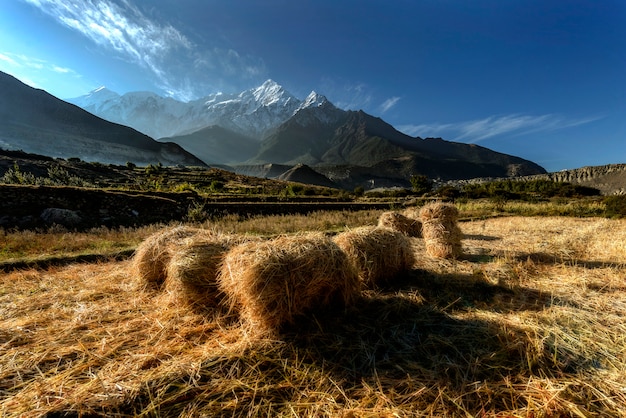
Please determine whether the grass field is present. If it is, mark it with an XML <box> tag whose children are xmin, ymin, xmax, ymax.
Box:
<box><xmin>1</xmin><ymin>209</ymin><xmax>625</xmax><ymax>416</ymax></box>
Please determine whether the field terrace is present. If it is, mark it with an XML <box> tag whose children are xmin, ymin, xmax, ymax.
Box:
<box><xmin>1</xmin><ymin>212</ymin><xmax>626</xmax><ymax>417</ymax></box>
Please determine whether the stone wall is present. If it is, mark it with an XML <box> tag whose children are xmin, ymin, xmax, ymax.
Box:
<box><xmin>0</xmin><ymin>184</ymin><xmax>190</xmax><ymax>229</ymax></box>
<box><xmin>0</xmin><ymin>184</ymin><xmax>393</xmax><ymax>230</ymax></box>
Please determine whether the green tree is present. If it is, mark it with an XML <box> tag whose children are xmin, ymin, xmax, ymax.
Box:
<box><xmin>410</xmin><ymin>175</ymin><xmax>432</xmax><ymax>195</ymax></box>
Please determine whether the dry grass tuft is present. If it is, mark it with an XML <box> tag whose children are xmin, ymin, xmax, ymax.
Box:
<box><xmin>377</xmin><ymin>211</ymin><xmax>422</xmax><ymax>237</ymax></box>
<box><xmin>420</xmin><ymin>202</ymin><xmax>463</xmax><ymax>259</ymax></box>
<box><xmin>333</xmin><ymin>226</ymin><xmax>415</xmax><ymax>288</ymax></box>
<box><xmin>218</xmin><ymin>233</ymin><xmax>360</xmax><ymax>333</ymax></box>
<box><xmin>129</xmin><ymin>225</ymin><xmax>203</xmax><ymax>289</ymax></box>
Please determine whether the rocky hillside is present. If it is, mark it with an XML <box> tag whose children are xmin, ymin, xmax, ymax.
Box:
<box><xmin>0</xmin><ymin>71</ymin><xmax>205</xmax><ymax>167</ymax></box>
<box><xmin>250</xmin><ymin>107</ymin><xmax>546</xmax><ymax>188</ymax></box>
<box><xmin>533</xmin><ymin>164</ymin><xmax>626</xmax><ymax>195</ymax></box>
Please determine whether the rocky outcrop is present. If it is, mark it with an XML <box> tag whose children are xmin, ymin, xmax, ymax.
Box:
<box><xmin>532</xmin><ymin>164</ymin><xmax>626</xmax><ymax>195</ymax></box>
<box><xmin>447</xmin><ymin>164</ymin><xmax>626</xmax><ymax>195</ymax></box>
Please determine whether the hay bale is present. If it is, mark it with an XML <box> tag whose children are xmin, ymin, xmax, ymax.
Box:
<box><xmin>419</xmin><ymin>201</ymin><xmax>459</xmax><ymax>222</ymax></box>
<box><xmin>419</xmin><ymin>202</ymin><xmax>462</xmax><ymax>259</ymax></box>
<box><xmin>130</xmin><ymin>226</ymin><xmax>204</xmax><ymax>289</ymax></box>
<box><xmin>218</xmin><ymin>233</ymin><xmax>360</xmax><ymax>333</ymax></box>
<box><xmin>333</xmin><ymin>226</ymin><xmax>415</xmax><ymax>288</ymax></box>
<box><xmin>378</xmin><ymin>211</ymin><xmax>422</xmax><ymax>237</ymax></box>
<box><xmin>164</xmin><ymin>235</ymin><xmax>229</xmax><ymax>309</ymax></box>
<box><xmin>402</xmin><ymin>207</ymin><xmax>421</xmax><ymax>220</ymax></box>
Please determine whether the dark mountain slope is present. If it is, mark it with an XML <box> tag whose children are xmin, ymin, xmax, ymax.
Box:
<box><xmin>0</xmin><ymin>71</ymin><xmax>205</xmax><ymax>166</ymax></box>
<box><xmin>253</xmin><ymin>106</ymin><xmax>546</xmax><ymax>181</ymax></box>
<box><xmin>277</xmin><ymin>164</ymin><xmax>337</xmax><ymax>188</ymax></box>
<box><xmin>161</xmin><ymin>125</ymin><xmax>259</xmax><ymax>165</ymax></box>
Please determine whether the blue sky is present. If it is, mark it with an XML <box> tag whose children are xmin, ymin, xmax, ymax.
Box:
<box><xmin>1</xmin><ymin>0</ymin><xmax>624</xmax><ymax>172</ymax></box>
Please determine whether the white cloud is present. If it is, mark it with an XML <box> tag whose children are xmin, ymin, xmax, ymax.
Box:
<box><xmin>21</xmin><ymin>0</ymin><xmax>266</xmax><ymax>100</ymax></box>
<box><xmin>398</xmin><ymin>114</ymin><xmax>603</xmax><ymax>141</ymax></box>
<box><xmin>0</xmin><ymin>53</ymin><xmax>20</xmax><ymax>67</ymax></box>
<box><xmin>379</xmin><ymin>96</ymin><xmax>400</xmax><ymax>114</ymax></box>
<box><xmin>23</xmin><ymin>0</ymin><xmax>188</xmax><ymax>73</ymax></box>
<box><xmin>0</xmin><ymin>51</ymin><xmax>78</xmax><ymax>76</ymax></box>
<box><xmin>397</xmin><ymin>122</ymin><xmax>454</xmax><ymax>137</ymax></box>
<box><xmin>51</xmin><ymin>65</ymin><xmax>73</xmax><ymax>74</ymax></box>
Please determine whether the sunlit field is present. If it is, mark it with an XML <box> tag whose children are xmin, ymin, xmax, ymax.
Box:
<box><xmin>1</xmin><ymin>210</ymin><xmax>625</xmax><ymax>416</ymax></box>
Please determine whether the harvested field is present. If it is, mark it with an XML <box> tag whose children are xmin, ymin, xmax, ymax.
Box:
<box><xmin>1</xmin><ymin>216</ymin><xmax>626</xmax><ymax>417</ymax></box>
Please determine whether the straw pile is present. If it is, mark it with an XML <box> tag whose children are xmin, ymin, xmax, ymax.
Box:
<box><xmin>130</xmin><ymin>226</ymin><xmax>203</xmax><ymax>289</ymax></box>
<box><xmin>164</xmin><ymin>235</ymin><xmax>229</xmax><ymax>309</ymax></box>
<box><xmin>333</xmin><ymin>226</ymin><xmax>415</xmax><ymax>288</ymax></box>
<box><xmin>402</xmin><ymin>207</ymin><xmax>421</xmax><ymax>221</ymax></box>
<box><xmin>218</xmin><ymin>233</ymin><xmax>360</xmax><ymax>333</ymax></box>
<box><xmin>419</xmin><ymin>202</ymin><xmax>463</xmax><ymax>259</ymax></box>
<box><xmin>378</xmin><ymin>211</ymin><xmax>422</xmax><ymax>237</ymax></box>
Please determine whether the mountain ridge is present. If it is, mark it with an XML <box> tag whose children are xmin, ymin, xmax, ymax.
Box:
<box><xmin>0</xmin><ymin>71</ymin><xmax>205</xmax><ymax>166</ymax></box>
<box><xmin>67</xmin><ymin>76</ymin><xmax>546</xmax><ymax>187</ymax></box>
<box><xmin>68</xmin><ymin>79</ymin><xmax>314</xmax><ymax>139</ymax></box>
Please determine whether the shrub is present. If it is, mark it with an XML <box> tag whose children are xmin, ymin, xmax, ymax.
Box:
<box><xmin>410</xmin><ymin>174</ymin><xmax>432</xmax><ymax>195</ymax></box>
<box><xmin>0</xmin><ymin>163</ymin><xmax>36</xmax><ymax>185</ymax></box>
<box><xmin>435</xmin><ymin>185</ymin><xmax>461</xmax><ymax>200</ymax></box>
<box><xmin>209</xmin><ymin>180</ymin><xmax>224</xmax><ymax>192</ymax></box>
<box><xmin>604</xmin><ymin>195</ymin><xmax>626</xmax><ymax>218</ymax></box>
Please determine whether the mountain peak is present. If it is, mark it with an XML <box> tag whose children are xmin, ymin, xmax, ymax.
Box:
<box><xmin>86</xmin><ymin>86</ymin><xmax>117</xmax><ymax>96</ymax></box>
<box><xmin>250</xmin><ymin>79</ymin><xmax>294</xmax><ymax>106</ymax></box>
<box><xmin>261</xmin><ymin>79</ymin><xmax>279</xmax><ymax>88</ymax></box>
<box><xmin>68</xmin><ymin>86</ymin><xmax>119</xmax><ymax>108</ymax></box>
<box><xmin>300</xmin><ymin>91</ymin><xmax>329</xmax><ymax>109</ymax></box>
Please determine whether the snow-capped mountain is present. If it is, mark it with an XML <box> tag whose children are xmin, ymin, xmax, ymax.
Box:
<box><xmin>0</xmin><ymin>71</ymin><xmax>205</xmax><ymax>167</ymax></box>
<box><xmin>68</xmin><ymin>80</ymin><xmax>319</xmax><ymax>140</ymax></box>
<box><xmin>65</xmin><ymin>76</ymin><xmax>547</xmax><ymax>188</ymax></box>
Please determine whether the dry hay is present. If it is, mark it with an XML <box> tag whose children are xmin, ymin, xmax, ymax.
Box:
<box><xmin>218</xmin><ymin>233</ymin><xmax>360</xmax><ymax>333</ymax></box>
<box><xmin>130</xmin><ymin>225</ymin><xmax>204</xmax><ymax>289</ymax></box>
<box><xmin>163</xmin><ymin>235</ymin><xmax>229</xmax><ymax>310</ymax></box>
<box><xmin>419</xmin><ymin>201</ymin><xmax>459</xmax><ymax>222</ymax></box>
<box><xmin>402</xmin><ymin>206</ymin><xmax>421</xmax><ymax>220</ymax></box>
<box><xmin>378</xmin><ymin>211</ymin><xmax>422</xmax><ymax>237</ymax></box>
<box><xmin>333</xmin><ymin>226</ymin><xmax>415</xmax><ymax>288</ymax></box>
<box><xmin>162</xmin><ymin>232</ymin><xmax>264</xmax><ymax>311</ymax></box>
<box><xmin>419</xmin><ymin>202</ymin><xmax>462</xmax><ymax>259</ymax></box>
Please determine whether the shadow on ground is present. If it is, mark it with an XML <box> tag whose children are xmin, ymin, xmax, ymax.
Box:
<box><xmin>285</xmin><ymin>268</ymin><xmax>587</xmax><ymax>384</ymax></box>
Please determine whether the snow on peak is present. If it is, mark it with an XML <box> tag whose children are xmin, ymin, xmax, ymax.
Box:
<box><xmin>84</xmin><ymin>86</ymin><xmax>118</xmax><ymax>98</ymax></box>
<box><xmin>68</xmin><ymin>86</ymin><xmax>119</xmax><ymax>108</ymax></box>
<box><xmin>68</xmin><ymin>79</ymin><xmax>341</xmax><ymax>139</ymax></box>
<box><xmin>250</xmin><ymin>79</ymin><xmax>295</xmax><ymax>106</ymax></box>
<box><xmin>300</xmin><ymin>91</ymin><xmax>329</xmax><ymax>109</ymax></box>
